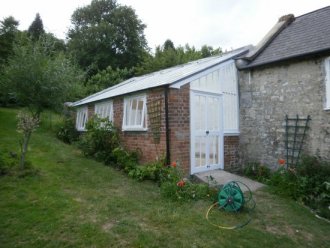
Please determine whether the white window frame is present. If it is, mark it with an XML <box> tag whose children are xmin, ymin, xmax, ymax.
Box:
<box><xmin>325</xmin><ymin>57</ymin><xmax>330</xmax><ymax>110</ymax></box>
<box><xmin>122</xmin><ymin>94</ymin><xmax>147</xmax><ymax>131</ymax></box>
<box><xmin>76</xmin><ymin>106</ymin><xmax>88</xmax><ymax>131</ymax></box>
<box><xmin>95</xmin><ymin>100</ymin><xmax>113</xmax><ymax>122</ymax></box>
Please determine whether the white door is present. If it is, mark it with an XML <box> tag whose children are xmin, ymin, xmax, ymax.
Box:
<box><xmin>190</xmin><ymin>91</ymin><xmax>223</xmax><ymax>174</ymax></box>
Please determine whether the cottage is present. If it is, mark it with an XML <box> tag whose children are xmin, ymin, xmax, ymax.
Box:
<box><xmin>72</xmin><ymin>47</ymin><xmax>249</xmax><ymax>174</ymax></box>
<box><xmin>236</xmin><ymin>6</ymin><xmax>330</xmax><ymax>168</ymax></box>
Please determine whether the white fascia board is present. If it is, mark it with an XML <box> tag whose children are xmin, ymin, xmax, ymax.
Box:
<box><xmin>170</xmin><ymin>60</ymin><xmax>234</xmax><ymax>89</ymax></box>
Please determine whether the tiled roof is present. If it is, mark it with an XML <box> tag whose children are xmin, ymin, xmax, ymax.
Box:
<box><xmin>239</xmin><ymin>6</ymin><xmax>330</xmax><ymax>69</ymax></box>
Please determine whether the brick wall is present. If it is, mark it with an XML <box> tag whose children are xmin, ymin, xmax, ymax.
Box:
<box><xmin>113</xmin><ymin>88</ymin><xmax>167</xmax><ymax>164</ymax></box>
<box><xmin>168</xmin><ymin>84</ymin><xmax>190</xmax><ymax>173</ymax></box>
<box><xmin>224</xmin><ymin>136</ymin><xmax>240</xmax><ymax>172</ymax></box>
<box><xmin>239</xmin><ymin>56</ymin><xmax>330</xmax><ymax>169</ymax></box>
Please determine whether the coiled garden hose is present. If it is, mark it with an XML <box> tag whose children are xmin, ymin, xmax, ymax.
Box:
<box><xmin>205</xmin><ymin>181</ymin><xmax>256</xmax><ymax>230</ymax></box>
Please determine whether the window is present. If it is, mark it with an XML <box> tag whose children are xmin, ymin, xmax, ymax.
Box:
<box><xmin>95</xmin><ymin>101</ymin><xmax>113</xmax><ymax>121</ymax></box>
<box><xmin>76</xmin><ymin>106</ymin><xmax>88</xmax><ymax>131</ymax></box>
<box><xmin>123</xmin><ymin>94</ymin><xmax>147</xmax><ymax>131</ymax></box>
<box><xmin>325</xmin><ymin>57</ymin><xmax>330</xmax><ymax>110</ymax></box>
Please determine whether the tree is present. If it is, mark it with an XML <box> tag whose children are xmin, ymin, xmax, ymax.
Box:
<box><xmin>85</xmin><ymin>66</ymin><xmax>134</xmax><ymax>94</ymax></box>
<box><xmin>163</xmin><ymin>39</ymin><xmax>175</xmax><ymax>51</ymax></box>
<box><xmin>2</xmin><ymin>36</ymin><xmax>84</xmax><ymax>117</ymax></box>
<box><xmin>0</xmin><ymin>16</ymin><xmax>19</xmax><ymax>66</ymax></box>
<box><xmin>28</xmin><ymin>13</ymin><xmax>45</xmax><ymax>41</ymax></box>
<box><xmin>201</xmin><ymin>45</ymin><xmax>222</xmax><ymax>58</ymax></box>
<box><xmin>17</xmin><ymin>111</ymin><xmax>39</xmax><ymax>169</ymax></box>
<box><xmin>136</xmin><ymin>40</ymin><xmax>222</xmax><ymax>75</ymax></box>
<box><xmin>67</xmin><ymin>0</ymin><xmax>147</xmax><ymax>76</ymax></box>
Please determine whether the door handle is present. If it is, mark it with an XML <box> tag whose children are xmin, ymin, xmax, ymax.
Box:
<box><xmin>206</xmin><ymin>130</ymin><xmax>209</xmax><ymax>135</ymax></box>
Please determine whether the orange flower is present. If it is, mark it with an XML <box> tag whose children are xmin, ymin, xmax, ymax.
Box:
<box><xmin>278</xmin><ymin>159</ymin><xmax>286</xmax><ymax>166</ymax></box>
<box><xmin>177</xmin><ymin>180</ymin><xmax>185</xmax><ymax>187</ymax></box>
<box><xmin>171</xmin><ymin>161</ymin><xmax>177</xmax><ymax>168</ymax></box>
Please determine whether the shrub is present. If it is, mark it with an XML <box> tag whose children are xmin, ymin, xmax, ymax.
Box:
<box><xmin>268</xmin><ymin>155</ymin><xmax>330</xmax><ymax>219</ymax></box>
<box><xmin>17</xmin><ymin>111</ymin><xmax>39</xmax><ymax>169</ymax></box>
<box><xmin>56</xmin><ymin>115</ymin><xmax>79</xmax><ymax>144</ymax></box>
<box><xmin>242</xmin><ymin>162</ymin><xmax>271</xmax><ymax>183</ymax></box>
<box><xmin>78</xmin><ymin>116</ymin><xmax>120</xmax><ymax>162</ymax></box>
<box><xmin>110</xmin><ymin>147</ymin><xmax>139</xmax><ymax>172</ymax></box>
<box><xmin>0</xmin><ymin>150</ymin><xmax>17</xmax><ymax>175</ymax></box>
<box><xmin>129</xmin><ymin>162</ymin><xmax>163</xmax><ymax>181</ymax></box>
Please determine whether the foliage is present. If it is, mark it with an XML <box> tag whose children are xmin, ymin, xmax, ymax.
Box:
<box><xmin>126</xmin><ymin>159</ymin><xmax>217</xmax><ymax>201</ymax></box>
<box><xmin>16</xmin><ymin>111</ymin><xmax>39</xmax><ymax>169</ymax></box>
<box><xmin>0</xmin><ymin>16</ymin><xmax>19</xmax><ymax>68</ymax></box>
<box><xmin>268</xmin><ymin>156</ymin><xmax>330</xmax><ymax>219</ymax></box>
<box><xmin>159</xmin><ymin>162</ymin><xmax>217</xmax><ymax>201</ymax></box>
<box><xmin>1</xmin><ymin>36</ymin><xmax>84</xmax><ymax>116</ymax></box>
<box><xmin>160</xmin><ymin>180</ymin><xmax>213</xmax><ymax>201</ymax></box>
<box><xmin>85</xmin><ymin>66</ymin><xmax>134</xmax><ymax>94</ymax></box>
<box><xmin>78</xmin><ymin>116</ymin><xmax>120</xmax><ymax>162</ymax></box>
<box><xmin>27</xmin><ymin>13</ymin><xmax>45</xmax><ymax>41</ymax></box>
<box><xmin>55</xmin><ymin>112</ymin><xmax>79</xmax><ymax>144</ymax></box>
<box><xmin>128</xmin><ymin>160</ymin><xmax>168</xmax><ymax>182</ymax></box>
<box><xmin>136</xmin><ymin>40</ymin><xmax>222</xmax><ymax>75</ymax></box>
<box><xmin>242</xmin><ymin>162</ymin><xmax>271</xmax><ymax>183</ymax></box>
<box><xmin>0</xmin><ymin>149</ymin><xmax>17</xmax><ymax>175</ymax></box>
<box><xmin>67</xmin><ymin>0</ymin><xmax>147</xmax><ymax>76</ymax></box>
<box><xmin>0</xmin><ymin>16</ymin><xmax>19</xmax><ymax>67</ymax></box>
<box><xmin>109</xmin><ymin>146</ymin><xmax>139</xmax><ymax>172</ymax></box>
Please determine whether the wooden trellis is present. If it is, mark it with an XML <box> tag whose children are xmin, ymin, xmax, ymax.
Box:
<box><xmin>147</xmin><ymin>98</ymin><xmax>162</xmax><ymax>144</ymax></box>
<box><xmin>285</xmin><ymin>115</ymin><xmax>311</xmax><ymax>168</ymax></box>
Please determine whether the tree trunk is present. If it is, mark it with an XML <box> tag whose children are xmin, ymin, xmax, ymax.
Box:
<box><xmin>19</xmin><ymin>132</ymin><xmax>31</xmax><ymax>170</ymax></box>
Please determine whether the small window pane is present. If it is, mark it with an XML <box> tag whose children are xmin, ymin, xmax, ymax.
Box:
<box><xmin>76</xmin><ymin>106</ymin><xmax>88</xmax><ymax>131</ymax></box>
<box><xmin>95</xmin><ymin>101</ymin><xmax>113</xmax><ymax>121</ymax></box>
<box><xmin>123</xmin><ymin>95</ymin><xmax>147</xmax><ymax>130</ymax></box>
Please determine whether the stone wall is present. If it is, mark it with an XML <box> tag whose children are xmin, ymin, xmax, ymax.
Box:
<box><xmin>238</xmin><ymin>56</ymin><xmax>330</xmax><ymax>169</ymax></box>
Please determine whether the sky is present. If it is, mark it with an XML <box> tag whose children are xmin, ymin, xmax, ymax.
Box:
<box><xmin>0</xmin><ymin>0</ymin><xmax>329</xmax><ymax>52</ymax></box>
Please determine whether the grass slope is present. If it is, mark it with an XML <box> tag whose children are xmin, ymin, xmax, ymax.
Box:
<box><xmin>0</xmin><ymin>107</ymin><xmax>329</xmax><ymax>248</ymax></box>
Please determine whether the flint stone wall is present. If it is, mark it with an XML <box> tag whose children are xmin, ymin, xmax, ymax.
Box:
<box><xmin>238</xmin><ymin>56</ymin><xmax>330</xmax><ymax>169</ymax></box>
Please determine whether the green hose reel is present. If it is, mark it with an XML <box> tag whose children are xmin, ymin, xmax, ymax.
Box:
<box><xmin>206</xmin><ymin>180</ymin><xmax>256</xmax><ymax>229</ymax></box>
<box><xmin>218</xmin><ymin>181</ymin><xmax>245</xmax><ymax>212</ymax></box>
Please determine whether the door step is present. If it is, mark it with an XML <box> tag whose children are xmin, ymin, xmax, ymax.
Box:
<box><xmin>194</xmin><ymin>170</ymin><xmax>264</xmax><ymax>192</ymax></box>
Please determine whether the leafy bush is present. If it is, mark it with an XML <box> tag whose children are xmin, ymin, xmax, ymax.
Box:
<box><xmin>268</xmin><ymin>156</ymin><xmax>330</xmax><ymax>219</ymax></box>
<box><xmin>78</xmin><ymin>116</ymin><xmax>119</xmax><ymax>162</ymax></box>
<box><xmin>242</xmin><ymin>162</ymin><xmax>271</xmax><ymax>183</ymax></box>
<box><xmin>128</xmin><ymin>161</ymin><xmax>165</xmax><ymax>182</ymax></box>
<box><xmin>127</xmin><ymin>160</ymin><xmax>217</xmax><ymax>202</ymax></box>
<box><xmin>0</xmin><ymin>150</ymin><xmax>17</xmax><ymax>175</ymax></box>
<box><xmin>56</xmin><ymin>115</ymin><xmax>79</xmax><ymax>144</ymax></box>
<box><xmin>109</xmin><ymin>147</ymin><xmax>139</xmax><ymax>172</ymax></box>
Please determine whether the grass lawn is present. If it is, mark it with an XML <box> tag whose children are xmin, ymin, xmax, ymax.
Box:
<box><xmin>0</xmin><ymin>107</ymin><xmax>329</xmax><ymax>248</ymax></box>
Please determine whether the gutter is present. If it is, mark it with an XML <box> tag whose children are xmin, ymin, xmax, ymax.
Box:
<box><xmin>164</xmin><ymin>86</ymin><xmax>171</xmax><ymax>165</ymax></box>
